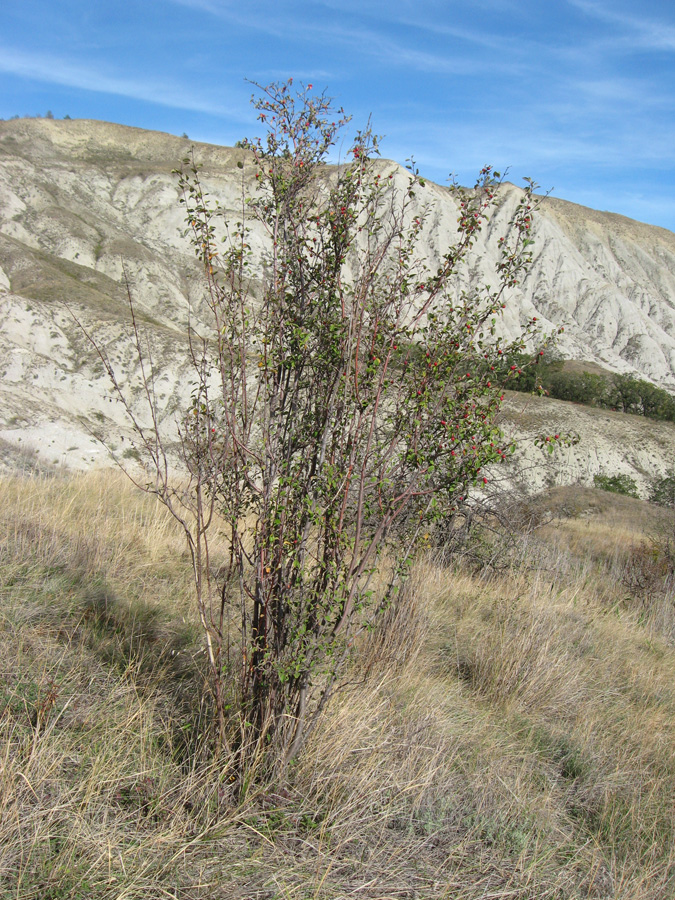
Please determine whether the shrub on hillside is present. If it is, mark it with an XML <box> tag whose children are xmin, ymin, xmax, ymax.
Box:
<box><xmin>547</xmin><ymin>370</ymin><xmax>608</xmax><ymax>405</ymax></box>
<box><xmin>593</xmin><ymin>473</ymin><xmax>639</xmax><ymax>498</ymax></box>
<box><xmin>86</xmin><ymin>79</ymin><xmax>560</xmax><ymax>780</ymax></box>
<box><xmin>495</xmin><ymin>350</ymin><xmax>562</xmax><ymax>394</ymax></box>
<box><xmin>608</xmin><ymin>374</ymin><xmax>675</xmax><ymax>421</ymax></box>
<box><xmin>501</xmin><ymin>356</ymin><xmax>675</xmax><ymax>425</ymax></box>
<box><xmin>650</xmin><ymin>471</ymin><xmax>675</xmax><ymax>509</ymax></box>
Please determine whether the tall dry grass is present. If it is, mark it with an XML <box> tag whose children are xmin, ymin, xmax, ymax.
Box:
<box><xmin>1</xmin><ymin>471</ymin><xmax>674</xmax><ymax>898</ymax></box>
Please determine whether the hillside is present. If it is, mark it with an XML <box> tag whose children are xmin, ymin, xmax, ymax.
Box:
<box><xmin>2</xmin><ymin>116</ymin><xmax>675</xmax><ymax>899</ymax></box>
<box><xmin>0</xmin><ymin>117</ymin><xmax>674</xmax><ymax>488</ymax></box>
<box><xmin>2</xmin><ymin>470</ymin><xmax>674</xmax><ymax>898</ymax></box>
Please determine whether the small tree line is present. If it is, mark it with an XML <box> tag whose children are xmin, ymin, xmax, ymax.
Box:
<box><xmin>2</xmin><ymin>112</ymin><xmax>72</xmax><ymax>120</ymax></box>
<box><xmin>499</xmin><ymin>352</ymin><xmax>675</xmax><ymax>422</ymax></box>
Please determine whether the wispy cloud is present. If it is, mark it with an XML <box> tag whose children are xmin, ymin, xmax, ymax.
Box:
<box><xmin>0</xmin><ymin>46</ymin><xmax>241</xmax><ymax>117</ymax></box>
<box><xmin>568</xmin><ymin>76</ymin><xmax>675</xmax><ymax>118</ymax></box>
<box><xmin>333</xmin><ymin>28</ymin><xmax>486</xmax><ymax>75</ymax></box>
<box><xmin>378</xmin><ymin>98</ymin><xmax>675</xmax><ymax>183</ymax></box>
<box><xmin>568</xmin><ymin>0</ymin><xmax>675</xmax><ymax>51</ymax></box>
<box><xmin>166</xmin><ymin>0</ymin><xmax>521</xmax><ymax>77</ymax></box>
<box><xmin>249</xmin><ymin>68</ymin><xmax>334</xmax><ymax>82</ymax></box>
<box><xmin>163</xmin><ymin>0</ymin><xmax>227</xmax><ymax>15</ymax></box>
<box><xmin>314</xmin><ymin>0</ymin><xmax>511</xmax><ymax>52</ymax></box>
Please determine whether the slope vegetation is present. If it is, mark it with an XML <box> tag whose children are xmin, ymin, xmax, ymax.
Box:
<box><xmin>2</xmin><ymin>471</ymin><xmax>674</xmax><ymax>899</ymax></box>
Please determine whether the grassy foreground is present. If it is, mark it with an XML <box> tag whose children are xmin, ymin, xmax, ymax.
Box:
<box><xmin>1</xmin><ymin>471</ymin><xmax>674</xmax><ymax>899</ymax></box>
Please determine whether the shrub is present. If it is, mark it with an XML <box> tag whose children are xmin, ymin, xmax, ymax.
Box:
<box><xmin>89</xmin><ymin>79</ymin><xmax>547</xmax><ymax>780</ymax></box>
<box><xmin>650</xmin><ymin>471</ymin><xmax>675</xmax><ymax>509</ymax></box>
<box><xmin>608</xmin><ymin>374</ymin><xmax>675</xmax><ymax>420</ymax></box>
<box><xmin>593</xmin><ymin>473</ymin><xmax>639</xmax><ymax>498</ymax></box>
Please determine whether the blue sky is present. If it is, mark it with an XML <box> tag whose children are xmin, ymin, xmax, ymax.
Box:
<box><xmin>2</xmin><ymin>0</ymin><xmax>675</xmax><ymax>231</ymax></box>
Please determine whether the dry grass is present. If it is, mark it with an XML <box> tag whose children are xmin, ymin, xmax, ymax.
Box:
<box><xmin>1</xmin><ymin>471</ymin><xmax>675</xmax><ymax>898</ymax></box>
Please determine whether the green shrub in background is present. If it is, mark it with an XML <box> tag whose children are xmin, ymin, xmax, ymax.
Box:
<box><xmin>593</xmin><ymin>473</ymin><xmax>639</xmax><ymax>498</ymax></box>
<box><xmin>608</xmin><ymin>374</ymin><xmax>675</xmax><ymax>419</ymax></box>
<box><xmin>547</xmin><ymin>370</ymin><xmax>608</xmax><ymax>405</ymax></box>
<box><xmin>650</xmin><ymin>471</ymin><xmax>675</xmax><ymax>508</ymax></box>
<box><xmin>500</xmin><ymin>355</ymin><xmax>675</xmax><ymax>424</ymax></box>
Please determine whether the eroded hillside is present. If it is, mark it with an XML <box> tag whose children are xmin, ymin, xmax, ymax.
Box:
<box><xmin>0</xmin><ymin>117</ymin><xmax>674</xmax><ymax>481</ymax></box>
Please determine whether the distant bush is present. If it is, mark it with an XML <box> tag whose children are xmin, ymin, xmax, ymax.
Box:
<box><xmin>594</xmin><ymin>473</ymin><xmax>639</xmax><ymax>498</ymax></box>
<box><xmin>621</xmin><ymin>541</ymin><xmax>673</xmax><ymax>599</ymax></box>
<box><xmin>604</xmin><ymin>373</ymin><xmax>675</xmax><ymax>420</ymax></box>
<box><xmin>547</xmin><ymin>370</ymin><xmax>607</xmax><ymax>405</ymax></box>
<box><xmin>495</xmin><ymin>351</ymin><xmax>609</xmax><ymax>403</ymax></box>
<box><xmin>650</xmin><ymin>471</ymin><xmax>675</xmax><ymax>509</ymax></box>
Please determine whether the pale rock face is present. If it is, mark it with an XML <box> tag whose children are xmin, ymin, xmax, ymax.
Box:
<box><xmin>500</xmin><ymin>393</ymin><xmax>675</xmax><ymax>499</ymax></box>
<box><xmin>0</xmin><ymin>117</ymin><xmax>673</xmax><ymax>488</ymax></box>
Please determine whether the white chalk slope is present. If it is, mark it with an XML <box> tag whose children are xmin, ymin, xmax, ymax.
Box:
<box><xmin>0</xmin><ymin>118</ymin><xmax>673</xmax><ymax>491</ymax></box>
